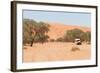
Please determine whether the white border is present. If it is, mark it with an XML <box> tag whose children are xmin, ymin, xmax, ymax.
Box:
<box><xmin>17</xmin><ymin>3</ymin><xmax>96</xmax><ymax>69</ymax></box>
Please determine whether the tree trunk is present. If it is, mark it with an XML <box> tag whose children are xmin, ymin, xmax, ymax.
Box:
<box><xmin>30</xmin><ymin>39</ymin><xmax>34</xmax><ymax>47</ymax></box>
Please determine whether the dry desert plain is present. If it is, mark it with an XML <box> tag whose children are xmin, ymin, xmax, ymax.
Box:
<box><xmin>23</xmin><ymin>23</ymin><xmax>91</xmax><ymax>62</ymax></box>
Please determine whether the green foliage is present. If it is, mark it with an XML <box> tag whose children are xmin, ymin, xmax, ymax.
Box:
<box><xmin>64</xmin><ymin>29</ymin><xmax>91</xmax><ymax>42</ymax></box>
<box><xmin>23</xmin><ymin>19</ymin><xmax>50</xmax><ymax>45</ymax></box>
<box><xmin>23</xmin><ymin>19</ymin><xmax>37</xmax><ymax>44</ymax></box>
<box><xmin>84</xmin><ymin>31</ymin><xmax>91</xmax><ymax>42</ymax></box>
<box><xmin>64</xmin><ymin>29</ymin><xmax>85</xmax><ymax>42</ymax></box>
<box><xmin>34</xmin><ymin>34</ymin><xmax>49</xmax><ymax>43</ymax></box>
<box><xmin>33</xmin><ymin>22</ymin><xmax>50</xmax><ymax>44</ymax></box>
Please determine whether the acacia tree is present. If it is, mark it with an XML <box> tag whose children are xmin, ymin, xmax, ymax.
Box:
<box><xmin>31</xmin><ymin>22</ymin><xmax>50</xmax><ymax>45</ymax></box>
<box><xmin>23</xmin><ymin>19</ymin><xmax>50</xmax><ymax>46</ymax></box>
<box><xmin>23</xmin><ymin>19</ymin><xmax>37</xmax><ymax>45</ymax></box>
<box><xmin>64</xmin><ymin>29</ymin><xmax>91</xmax><ymax>42</ymax></box>
<box><xmin>64</xmin><ymin>29</ymin><xmax>85</xmax><ymax>42</ymax></box>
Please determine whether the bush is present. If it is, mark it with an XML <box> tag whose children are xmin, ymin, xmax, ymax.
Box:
<box><xmin>85</xmin><ymin>31</ymin><xmax>91</xmax><ymax>42</ymax></box>
<box><xmin>56</xmin><ymin>37</ymin><xmax>64</xmax><ymax>42</ymax></box>
<box><xmin>64</xmin><ymin>29</ymin><xmax>86</xmax><ymax>42</ymax></box>
<box><xmin>49</xmin><ymin>39</ymin><xmax>55</xmax><ymax>42</ymax></box>
<box><xmin>71</xmin><ymin>46</ymin><xmax>80</xmax><ymax>52</ymax></box>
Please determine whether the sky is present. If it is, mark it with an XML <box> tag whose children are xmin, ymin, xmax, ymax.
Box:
<box><xmin>23</xmin><ymin>10</ymin><xmax>91</xmax><ymax>27</ymax></box>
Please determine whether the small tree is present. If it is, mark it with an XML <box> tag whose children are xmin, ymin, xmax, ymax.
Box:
<box><xmin>30</xmin><ymin>22</ymin><xmax>50</xmax><ymax>46</ymax></box>
<box><xmin>65</xmin><ymin>29</ymin><xmax>85</xmax><ymax>42</ymax></box>
<box><xmin>85</xmin><ymin>31</ymin><xmax>91</xmax><ymax>42</ymax></box>
<box><xmin>33</xmin><ymin>34</ymin><xmax>49</xmax><ymax>43</ymax></box>
<box><xmin>23</xmin><ymin>19</ymin><xmax>50</xmax><ymax>46</ymax></box>
<box><xmin>23</xmin><ymin>19</ymin><xmax>37</xmax><ymax>45</ymax></box>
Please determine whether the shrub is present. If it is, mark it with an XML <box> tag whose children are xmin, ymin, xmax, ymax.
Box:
<box><xmin>49</xmin><ymin>39</ymin><xmax>55</xmax><ymax>42</ymax></box>
<box><xmin>85</xmin><ymin>31</ymin><xmax>91</xmax><ymax>42</ymax></box>
<box><xmin>71</xmin><ymin>46</ymin><xmax>80</xmax><ymax>52</ymax></box>
<box><xmin>56</xmin><ymin>37</ymin><xmax>64</xmax><ymax>42</ymax></box>
<box><xmin>64</xmin><ymin>29</ymin><xmax>86</xmax><ymax>42</ymax></box>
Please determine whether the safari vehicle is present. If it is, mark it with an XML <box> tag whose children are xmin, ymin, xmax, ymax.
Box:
<box><xmin>75</xmin><ymin>38</ymin><xmax>82</xmax><ymax>45</ymax></box>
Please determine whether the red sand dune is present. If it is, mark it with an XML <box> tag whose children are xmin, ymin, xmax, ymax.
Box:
<box><xmin>46</xmin><ymin>22</ymin><xmax>91</xmax><ymax>39</ymax></box>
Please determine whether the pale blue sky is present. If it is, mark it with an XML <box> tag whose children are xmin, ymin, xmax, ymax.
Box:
<box><xmin>23</xmin><ymin>10</ymin><xmax>91</xmax><ymax>27</ymax></box>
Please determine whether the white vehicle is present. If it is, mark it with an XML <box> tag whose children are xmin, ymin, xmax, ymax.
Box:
<box><xmin>75</xmin><ymin>38</ymin><xmax>82</xmax><ymax>45</ymax></box>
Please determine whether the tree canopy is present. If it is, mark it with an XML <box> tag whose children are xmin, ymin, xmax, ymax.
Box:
<box><xmin>23</xmin><ymin>19</ymin><xmax>50</xmax><ymax>45</ymax></box>
<box><xmin>64</xmin><ymin>29</ymin><xmax>91</xmax><ymax>42</ymax></box>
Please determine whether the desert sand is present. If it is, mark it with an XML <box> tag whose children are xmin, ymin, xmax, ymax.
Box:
<box><xmin>23</xmin><ymin>23</ymin><xmax>91</xmax><ymax>62</ymax></box>
<box><xmin>47</xmin><ymin>22</ymin><xmax>90</xmax><ymax>39</ymax></box>
<box><xmin>23</xmin><ymin>42</ymin><xmax>91</xmax><ymax>62</ymax></box>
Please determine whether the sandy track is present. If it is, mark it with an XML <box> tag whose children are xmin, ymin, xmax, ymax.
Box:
<box><xmin>23</xmin><ymin>42</ymin><xmax>91</xmax><ymax>62</ymax></box>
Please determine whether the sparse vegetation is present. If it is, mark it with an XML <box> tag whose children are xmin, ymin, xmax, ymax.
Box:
<box><xmin>85</xmin><ymin>31</ymin><xmax>91</xmax><ymax>42</ymax></box>
<box><xmin>71</xmin><ymin>46</ymin><xmax>80</xmax><ymax>52</ymax></box>
<box><xmin>64</xmin><ymin>29</ymin><xmax>85</xmax><ymax>42</ymax></box>
<box><xmin>23</xmin><ymin>19</ymin><xmax>50</xmax><ymax>46</ymax></box>
<box><xmin>23</xmin><ymin>20</ymin><xmax>91</xmax><ymax>62</ymax></box>
<box><xmin>49</xmin><ymin>39</ymin><xmax>55</xmax><ymax>42</ymax></box>
<box><xmin>56</xmin><ymin>37</ymin><xmax>64</xmax><ymax>42</ymax></box>
<box><xmin>64</xmin><ymin>29</ymin><xmax>91</xmax><ymax>43</ymax></box>
<box><xmin>23</xmin><ymin>19</ymin><xmax>91</xmax><ymax>47</ymax></box>
<box><xmin>23</xmin><ymin>19</ymin><xmax>37</xmax><ymax>45</ymax></box>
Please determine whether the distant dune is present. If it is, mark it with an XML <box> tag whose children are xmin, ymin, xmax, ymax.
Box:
<box><xmin>46</xmin><ymin>22</ymin><xmax>91</xmax><ymax>40</ymax></box>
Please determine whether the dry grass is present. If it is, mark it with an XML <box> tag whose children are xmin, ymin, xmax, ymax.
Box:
<box><xmin>71</xmin><ymin>46</ymin><xmax>80</xmax><ymax>52</ymax></box>
<box><xmin>23</xmin><ymin>42</ymin><xmax>91</xmax><ymax>62</ymax></box>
